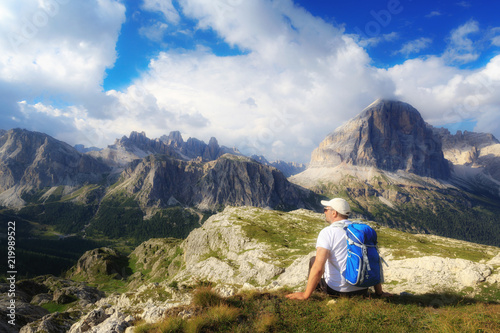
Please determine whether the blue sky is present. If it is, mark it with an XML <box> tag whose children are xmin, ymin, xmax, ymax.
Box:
<box><xmin>104</xmin><ymin>0</ymin><xmax>500</xmax><ymax>91</ymax></box>
<box><xmin>1</xmin><ymin>0</ymin><xmax>500</xmax><ymax>162</ymax></box>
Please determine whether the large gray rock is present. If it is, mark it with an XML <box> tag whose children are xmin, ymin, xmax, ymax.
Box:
<box><xmin>69</xmin><ymin>307</ymin><xmax>134</xmax><ymax>333</ymax></box>
<box><xmin>20</xmin><ymin>311</ymin><xmax>80</xmax><ymax>333</ymax></box>
<box><xmin>177</xmin><ymin>207</ymin><xmax>288</xmax><ymax>286</ymax></box>
<box><xmin>383</xmin><ymin>255</ymin><xmax>493</xmax><ymax>294</ymax></box>
<box><xmin>67</xmin><ymin>247</ymin><xmax>128</xmax><ymax>283</ymax></box>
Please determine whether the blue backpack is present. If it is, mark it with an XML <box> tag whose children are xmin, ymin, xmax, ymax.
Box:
<box><xmin>334</xmin><ymin>222</ymin><xmax>382</xmax><ymax>287</ymax></box>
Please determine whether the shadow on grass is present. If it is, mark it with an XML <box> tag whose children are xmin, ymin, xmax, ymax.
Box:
<box><xmin>380</xmin><ymin>291</ymin><xmax>498</xmax><ymax>308</ymax></box>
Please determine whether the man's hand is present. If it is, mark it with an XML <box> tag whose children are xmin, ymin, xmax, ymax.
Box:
<box><xmin>285</xmin><ymin>292</ymin><xmax>308</xmax><ymax>300</ymax></box>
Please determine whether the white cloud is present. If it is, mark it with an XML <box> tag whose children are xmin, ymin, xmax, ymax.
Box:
<box><xmin>443</xmin><ymin>20</ymin><xmax>480</xmax><ymax>64</ymax></box>
<box><xmin>385</xmin><ymin>54</ymin><xmax>500</xmax><ymax>137</ymax></box>
<box><xmin>142</xmin><ymin>0</ymin><xmax>180</xmax><ymax>24</ymax></box>
<box><xmin>356</xmin><ymin>32</ymin><xmax>399</xmax><ymax>48</ymax></box>
<box><xmin>396</xmin><ymin>37</ymin><xmax>432</xmax><ymax>57</ymax></box>
<box><xmin>456</xmin><ymin>1</ymin><xmax>471</xmax><ymax>8</ymax></box>
<box><xmin>490</xmin><ymin>28</ymin><xmax>500</xmax><ymax>46</ymax></box>
<box><xmin>139</xmin><ymin>21</ymin><xmax>169</xmax><ymax>42</ymax></box>
<box><xmin>0</xmin><ymin>0</ymin><xmax>125</xmax><ymax>124</ymax></box>
<box><xmin>425</xmin><ymin>11</ymin><xmax>442</xmax><ymax>18</ymax></box>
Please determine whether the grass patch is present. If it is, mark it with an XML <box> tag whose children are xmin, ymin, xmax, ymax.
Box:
<box><xmin>192</xmin><ymin>287</ymin><xmax>224</xmax><ymax>308</ymax></box>
<box><xmin>378</xmin><ymin>227</ymin><xmax>498</xmax><ymax>261</ymax></box>
<box><xmin>40</xmin><ymin>301</ymin><xmax>74</xmax><ymax>313</ymax></box>
<box><xmin>136</xmin><ymin>286</ymin><xmax>173</xmax><ymax>303</ymax></box>
<box><xmin>134</xmin><ymin>289</ymin><xmax>500</xmax><ymax>333</ymax></box>
<box><xmin>234</xmin><ymin>209</ymin><xmax>325</xmax><ymax>266</ymax></box>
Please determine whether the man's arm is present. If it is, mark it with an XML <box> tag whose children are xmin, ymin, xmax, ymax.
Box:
<box><xmin>286</xmin><ymin>247</ymin><xmax>329</xmax><ymax>300</ymax></box>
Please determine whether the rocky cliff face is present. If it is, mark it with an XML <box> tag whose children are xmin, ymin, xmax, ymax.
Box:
<box><xmin>0</xmin><ymin>129</ymin><xmax>110</xmax><ymax>206</ymax></box>
<box><xmin>111</xmin><ymin>154</ymin><xmax>319</xmax><ymax>211</ymax></box>
<box><xmin>433</xmin><ymin>127</ymin><xmax>500</xmax><ymax>184</ymax></box>
<box><xmin>310</xmin><ymin>99</ymin><xmax>450</xmax><ymax>179</ymax></box>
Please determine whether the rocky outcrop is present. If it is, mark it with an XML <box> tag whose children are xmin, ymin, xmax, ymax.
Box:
<box><xmin>178</xmin><ymin>207</ymin><xmax>287</xmax><ymax>286</ymax></box>
<box><xmin>310</xmin><ymin>100</ymin><xmax>450</xmax><ymax>179</ymax></box>
<box><xmin>0</xmin><ymin>129</ymin><xmax>110</xmax><ymax>206</ymax></box>
<box><xmin>20</xmin><ymin>311</ymin><xmax>81</xmax><ymax>333</ymax></box>
<box><xmin>0</xmin><ymin>283</ymin><xmax>49</xmax><ymax>332</ymax></box>
<box><xmin>7</xmin><ymin>275</ymin><xmax>104</xmax><ymax>332</ymax></box>
<box><xmin>112</xmin><ymin>153</ymin><xmax>320</xmax><ymax>211</ymax></box>
<box><xmin>66</xmin><ymin>248</ymin><xmax>129</xmax><ymax>282</ymax></box>
<box><xmin>68</xmin><ymin>307</ymin><xmax>135</xmax><ymax>333</ymax></box>
<box><xmin>127</xmin><ymin>238</ymin><xmax>183</xmax><ymax>289</ymax></box>
<box><xmin>433</xmin><ymin>127</ymin><xmax>500</xmax><ymax>190</ymax></box>
<box><xmin>383</xmin><ymin>256</ymin><xmax>492</xmax><ymax>294</ymax></box>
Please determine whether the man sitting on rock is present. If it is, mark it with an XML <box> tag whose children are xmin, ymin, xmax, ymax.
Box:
<box><xmin>286</xmin><ymin>198</ymin><xmax>391</xmax><ymax>300</ymax></box>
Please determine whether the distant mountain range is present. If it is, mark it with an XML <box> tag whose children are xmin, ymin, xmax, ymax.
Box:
<box><xmin>1</xmin><ymin>99</ymin><xmax>499</xmax><ymax>246</ymax></box>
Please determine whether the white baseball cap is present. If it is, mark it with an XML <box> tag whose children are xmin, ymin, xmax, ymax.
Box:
<box><xmin>321</xmin><ymin>198</ymin><xmax>351</xmax><ymax>216</ymax></box>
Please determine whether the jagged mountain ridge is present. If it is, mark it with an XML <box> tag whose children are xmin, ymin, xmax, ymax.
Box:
<box><xmin>159</xmin><ymin>130</ymin><xmax>243</xmax><ymax>162</ymax></box>
<box><xmin>85</xmin><ymin>130</ymin><xmax>304</xmax><ymax>177</ymax></box>
<box><xmin>0</xmin><ymin>127</ymin><xmax>320</xmax><ymax>247</ymax></box>
<box><xmin>110</xmin><ymin>154</ymin><xmax>319</xmax><ymax>211</ymax></box>
<box><xmin>87</xmin><ymin>131</ymin><xmax>182</xmax><ymax>168</ymax></box>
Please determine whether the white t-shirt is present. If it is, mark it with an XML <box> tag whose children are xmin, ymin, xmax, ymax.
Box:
<box><xmin>316</xmin><ymin>220</ymin><xmax>367</xmax><ymax>292</ymax></box>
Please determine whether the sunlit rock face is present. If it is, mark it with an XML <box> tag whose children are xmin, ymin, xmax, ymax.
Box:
<box><xmin>310</xmin><ymin>99</ymin><xmax>450</xmax><ymax>179</ymax></box>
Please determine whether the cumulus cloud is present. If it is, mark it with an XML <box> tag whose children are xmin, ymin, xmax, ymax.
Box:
<box><xmin>104</xmin><ymin>0</ymin><xmax>395</xmax><ymax>161</ymax></box>
<box><xmin>386</xmin><ymin>54</ymin><xmax>500</xmax><ymax>137</ymax></box>
<box><xmin>0</xmin><ymin>0</ymin><xmax>125</xmax><ymax>128</ymax></box>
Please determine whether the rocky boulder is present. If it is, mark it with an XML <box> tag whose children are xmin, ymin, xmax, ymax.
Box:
<box><xmin>0</xmin><ymin>283</ymin><xmax>49</xmax><ymax>332</ymax></box>
<box><xmin>384</xmin><ymin>256</ymin><xmax>493</xmax><ymax>294</ymax></box>
<box><xmin>67</xmin><ymin>248</ymin><xmax>129</xmax><ymax>282</ymax></box>
<box><xmin>20</xmin><ymin>311</ymin><xmax>81</xmax><ymax>333</ymax></box>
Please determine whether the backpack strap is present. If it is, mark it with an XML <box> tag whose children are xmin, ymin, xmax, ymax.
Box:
<box><xmin>331</xmin><ymin>221</ymin><xmax>349</xmax><ymax>229</ymax></box>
